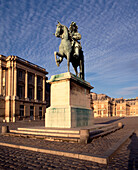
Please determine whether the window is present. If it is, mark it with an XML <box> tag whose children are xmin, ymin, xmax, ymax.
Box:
<box><xmin>28</xmin><ymin>88</ymin><xmax>33</xmax><ymax>100</ymax></box>
<box><xmin>19</xmin><ymin>70</ymin><xmax>22</xmax><ymax>78</ymax></box>
<box><xmin>39</xmin><ymin>107</ymin><xmax>42</xmax><ymax>119</ymax></box>
<box><xmin>20</xmin><ymin>105</ymin><xmax>24</xmax><ymax>117</ymax></box>
<box><xmin>37</xmin><ymin>76</ymin><xmax>41</xmax><ymax>84</ymax></box>
<box><xmin>18</xmin><ymin>86</ymin><xmax>23</xmax><ymax>99</ymax></box>
<box><xmin>37</xmin><ymin>89</ymin><xmax>42</xmax><ymax>101</ymax></box>
<box><xmin>29</xmin><ymin>74</ymin><xmax>32</xmax><ymax>82</ymax></box>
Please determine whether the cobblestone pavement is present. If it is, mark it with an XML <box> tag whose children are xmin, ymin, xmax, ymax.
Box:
<box><xmin>0</xmin><ymin>117</ymin><xmax>137</xmax><ymax>169</ymax></box>
<box><xmin>0</xmin><ymin>146</ymin><xmax>108</xmax><ymax>170</ymax></box>
<box><xmin>0</xmin><ymin>126</ymin><xmax>133</xmax><ymax>156</ymax></box>
<box><xmin>107</xmin><ymin>131</ymin><xmax>138</xmax><ymax>170</ymax></box>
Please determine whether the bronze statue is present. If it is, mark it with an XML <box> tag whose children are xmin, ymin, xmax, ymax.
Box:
<box><xmin>54</xmin><ymin>21</ymin><xmax>84</xmax><ymax>80</ymax></box>
<box><xmin>69</xmin><ymin>21</ymin><xmax>82</xmax><ymax>59</ymax></box>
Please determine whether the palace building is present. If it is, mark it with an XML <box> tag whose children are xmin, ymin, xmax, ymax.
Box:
<box><xmin>91</xmin><ymin>93</ymin><xmax>138</xmax><ymax>117</ymax></box>
<box><xmin>0</xmin><ymin>55</ymin><xmax>49</xmax><ymax>122</ymax></box>
<box><xmin>90</xmin><ymin>93</ymin><xmax>115</xmax><ymax>117</ymax></box>
<box><xmin>0</xmin><ymin>54</ymin><xmax>137</xmax><ymax>122</ymax></box>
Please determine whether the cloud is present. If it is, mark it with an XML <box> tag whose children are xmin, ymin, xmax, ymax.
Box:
<box><xmin>117</xmin><ymin>86</ymin><xmax>138</xmax><ymax>96</ymax></box>
<box><xmin>0</xmin><ymin>0</ymin><xmax>138</xmax><ymax>98</ymax></box>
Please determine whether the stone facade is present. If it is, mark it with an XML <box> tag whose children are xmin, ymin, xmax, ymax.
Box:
<box><xmin>126</xmin><ymin>97</ymin><xmax>138</xmax><ymax>116</ymax></box>
<box><xmin>91</xmin><ymin>93</ymin><xmax>138</xmax><ymax>117</ymax></box>
<box><xmin>115</xmin><ymin>98</ymin><xmax>130</xmax><ymax>117</ymax></box>
<box><xmin>91</xmin><ymin>93</ymin><xmax>115</xmax><ymax>117</ymax></box>
<box><xmin>0</xmin><ymin>55</ymin><xmax>49</xmax><ymax>122</ymax></box>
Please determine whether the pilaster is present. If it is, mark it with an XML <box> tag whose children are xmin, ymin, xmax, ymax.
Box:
<box><xmin>34</xmin><ymin>74</ymin><xmax>37</xmax><ymax>101</ymax></box>
<box><xmin>5</xmin><ymin>96</ymin><xmax>11</xmax><ymax>122</ymax></box>
<box><xmin>12</xmin><ymin>99</ymin><xmax>16</xmax><ymax>122</ymax></box>
<box><xmin>24</xmin><ymin>104</ymin><xmax>29</xmax><ymax>118</ymax></box>
<box><xmin>0</xmin><ymin>67</ymin><xmax>2</xmax><ymax>95</ymax></box>
<box><xmin>25</xmin><ymin>71</ymin><xmax>29</xmax><ymax>100</ymax></box>
<box><xmin>43</xmin><ymin>76</ymin><xmax>45</xmax><ymax>102</ymax></box>
<box><xmin>2</xmin><ymin>70</ymin><xmax>6</xmax><ymax>96</ymax></box>
<box><xmin>14</xmin><ymin>67</ymin><xmax>17</xmax><ymax>96</ymax></box>
<box><xmin>8</xmin><ymin>67</ymin><xmax>11</xmax><ymax>96</ymax></box>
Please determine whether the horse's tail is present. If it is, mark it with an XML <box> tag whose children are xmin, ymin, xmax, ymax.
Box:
<box><xmin>80</xmin><ymin>50</ymin><xmax>84</xmax><ymax>80</ymax></box>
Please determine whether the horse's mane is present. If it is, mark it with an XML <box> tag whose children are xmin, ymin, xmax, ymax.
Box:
<box><xmin>62</xmin><ymin>25</ymin><xmax>71</xmax><ymax>40</ymax></box>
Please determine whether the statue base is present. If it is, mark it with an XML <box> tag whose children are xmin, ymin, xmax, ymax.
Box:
<box><xmin>45</xmin><ymin>72</ymin><xmax>94</xmax><ymax>128</ymax></box>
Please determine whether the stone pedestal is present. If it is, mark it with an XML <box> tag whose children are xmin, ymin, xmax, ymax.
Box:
<box><xmin>45</xmin><ymin>72</ymin><xmax>94</xmax><ymax>128</ymax></box>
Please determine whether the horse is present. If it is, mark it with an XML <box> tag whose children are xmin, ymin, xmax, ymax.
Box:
<box><xmin>54</xmin><ymin>21</ymin><xmax>84</xmax><ymax>80</ymax></box>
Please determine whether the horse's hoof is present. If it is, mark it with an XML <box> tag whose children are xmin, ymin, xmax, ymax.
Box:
<box><xmin>56</xmin><ymin>62</ymin><xmax>59</xmax><ymax>67</ymax></box>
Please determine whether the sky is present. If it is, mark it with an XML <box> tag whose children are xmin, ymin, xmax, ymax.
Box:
<box><xmin>0</xmin><ymin>0</ymin><xmax>138</xmax><ymax>99</ymax></box>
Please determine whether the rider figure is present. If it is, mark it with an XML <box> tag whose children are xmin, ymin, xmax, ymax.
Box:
<box><xmin>69</xmin><ymin>22</ymin><xmax>82</xmax><ymax>58</ymax></box>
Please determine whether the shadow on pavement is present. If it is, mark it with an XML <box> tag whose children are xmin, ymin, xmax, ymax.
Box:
<box><xmin>128</xmin><ymin>133</ymin><xmax>138</xmax><ymax>170</ymax></box>
<box><xmin>95</xmin><ymin>117</ymin><xmax>125</xmax><ymax>124</ymax></box>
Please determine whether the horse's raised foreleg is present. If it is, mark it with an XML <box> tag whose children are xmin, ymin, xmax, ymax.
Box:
<box><xmin>54</xmin><ymin>51</ymin><xmax>63</xmax><ymax>67</ymax></box>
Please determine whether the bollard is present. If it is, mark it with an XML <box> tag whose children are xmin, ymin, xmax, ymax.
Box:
<box><xmin>2</xmin><ymin>126</ymin><xmax>9</xmax><ymax>134</ymax></box>
<box><xmin>118</xmin><ymin>122</ymin><xmax>123</xmax><ymax>128</ymax></box>
<box><xmin>80</xmin><ymin>129</ymin><xmax>90</xmax><ymax>144</ymax></box>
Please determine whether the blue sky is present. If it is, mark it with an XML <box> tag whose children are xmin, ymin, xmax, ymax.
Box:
<box><xmin>0</xmin><ymin>0</ymin><xmax>138</xmax><ymax>99</ymax></box>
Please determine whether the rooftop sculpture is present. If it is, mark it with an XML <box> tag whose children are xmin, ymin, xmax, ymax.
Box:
<box><xmin>54</xmin><ymin>21</ymin><xmax>84</xmax><ymax>80</ymax></box>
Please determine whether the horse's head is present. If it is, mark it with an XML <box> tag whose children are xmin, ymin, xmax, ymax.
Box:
<box><xmin>55</xmin><ymin>21</ymin><xmax>64</xmax><ymax>37</ymax></box>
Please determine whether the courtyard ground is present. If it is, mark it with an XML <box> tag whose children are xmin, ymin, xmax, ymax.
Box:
<box><xmin>0</xmin><ymin>116</ymin><xmax>137</xmax><ymax>169</ymax></box>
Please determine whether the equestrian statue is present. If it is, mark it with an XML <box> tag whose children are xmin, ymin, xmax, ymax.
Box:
<box><xmin>54</xmin><ymin>21</ymin><xmax>84</xmax><ymax>80</ymax></box>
